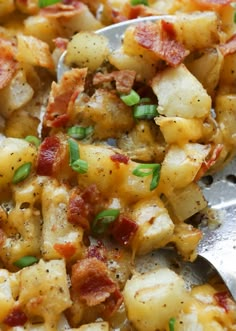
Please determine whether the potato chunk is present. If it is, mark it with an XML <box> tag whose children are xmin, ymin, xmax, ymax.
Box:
<box><xmin>123</xmin><ymin>268</ymin><xmax>189</xmax><ymax>331</ymax></box>
<box><xmin>152</xmin><ymin>64</ymin><xmax>211</xmax><ymax>118</ymax></box>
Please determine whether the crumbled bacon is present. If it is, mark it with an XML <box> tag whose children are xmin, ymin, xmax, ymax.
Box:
<box><xmin>43</xmin><ymin>68</ymin><xmax>87</xmax><ymax>128</ymax></box>
<box><xmin>0</xmin><ymin>38</ymin><xmax>17</xmax><ymax>90</ymax></box>
<box><xmin>3</xmin><ymin>307</ymin><xmax>27</xmax><ymax>327</ymax></box>
<box><xmin>195</xmin><ymin>144</ymin><xmax>223</xmax><ymax>180</ymax></box>
<box><xmin>36</xmin><ymin>135</ymin><xmax>61</xmax><ymax>176</ymax></box>
<box><xmin>67</xmin><ymin>184</ymin><xmax>102</xmax><ymax>230</ymax></box>
<box><xmin>110</xmin><ymin>216</ymin><xmax>138</xmax><ymax>246</ymax></box>
<box><xmin>40</xmin><ymin>0</ymin><xmax>85</xmax><ymax>18</ymax></box>
<box><xmin>112</xmin><ymin>3</ymin><xmax>160</xmax><ymax>23</ymax></box>
<box><xmin>110</xmin><ymin>153</ymin><xmax>130</xmax><ymax>165</ymax></box>
<box><xmin>214</xmin><ymin>291</ymin><xmax>230</xmax><ymax>312</ymax></box>
<box><xmin>193</xmin><ymin>0</ymin><xmax>232</xmax><ymax>9</ymax></box>
<box><xmin>219</xmin><ymin>34</ymin><xmax>236</xmax><ymax>56</ymax></box>
<box><xmin>87</xmin><ymin>241</ymin><xmax>108</xmax><ymax>262</ymax></box>
<box><xmin>54</xmin><ymin>242</ymin><xmax>76</xmax><ymax>259</ymax></box>
<box><xmin>71</xmin><ymin>257</ymin><xmax>123</xmax><ymax>311</ymax></box>
<box><xmin>53</xmin><ymin>37</ymin><xmax>69</xmax><ymax>51</ymax></box>
<box><xmin>134</xmin><ymin>20</ymin><xmax>189</xmax><ymax>67</ymax></box>
<box><xmin>93</xmin><ymin>70</ymin><xmax>136</xmax><ymax>94</ymax></box>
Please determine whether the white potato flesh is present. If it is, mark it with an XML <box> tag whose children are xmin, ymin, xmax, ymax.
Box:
<box><xmin>160</xmin><ymin>143</ymin><xmax>211</xmax><ymax>190</ymax></box>
<box><xmin>0</xmin><ymin>0</ymin><xmax>14</xmax><ymax>16</ymax></box>
<box><xmin>0</xmin><ymin>138</ymin><xmax>37</xmax><ymax>188</ymax></box>
<box><xmin>152</xmin><ymin>64</ymin><xmax>211</xmax><ymax>119</ymax></box>
<box><xmin>155</xmin><ymin>116</ymin><xmax>203</xmax><ymax>144</ymax></box>
<box><xmin>0</xmin><ymin>269</ymin><xmax>15</xmax><ymax>322</ymax></box>
<box><xmin>123</xmin><ymin>268</ymin><xmax>189</xmax><ymax>331</ymax></box>
<box><xmin>65</xmin><ymin>32</ymin><xmax>109</xmax><ymax>71</ymax></box>
<box><xmin>130</xmin><ymin>198</ymin><xmax>174</xmax><ymax>255</ymax></box>
<box><xmin>73</xmin><ymin>322</ymin><xmax>110</xmax><ymax>331</ymax></box>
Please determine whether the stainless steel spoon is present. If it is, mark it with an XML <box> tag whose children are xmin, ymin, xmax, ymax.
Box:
<box><xmin>57</xmin><ymin>16</ymin><xmax>236</xmax><ymax>300</ymax></box>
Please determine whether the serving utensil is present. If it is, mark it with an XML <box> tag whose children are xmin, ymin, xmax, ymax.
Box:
<box><xmin>57</xmin><ymin>16</ymin><xmax>236</xmax><ymax>300</ymax></box>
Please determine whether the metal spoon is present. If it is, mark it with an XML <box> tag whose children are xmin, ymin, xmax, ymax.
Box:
<box><xmin>57</xmin><ymin>16</ymin><xmax>236</xmax><ymax>300</ymax></box>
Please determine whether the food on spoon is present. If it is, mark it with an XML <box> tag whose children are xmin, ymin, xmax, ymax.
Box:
<box><xmin>0</xmin><ymin>0</ymin><xmax>236</xmax><ymax>330</ymax></box>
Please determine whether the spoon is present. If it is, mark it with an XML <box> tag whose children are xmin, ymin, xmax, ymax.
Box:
<box><xmin>57</xmin><ymin>16</ymin><xmax>236</xmax><ymax>300</ymax></box>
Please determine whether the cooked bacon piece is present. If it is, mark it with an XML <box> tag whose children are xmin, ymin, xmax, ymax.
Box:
<box><xmin>219</xmin><ymin>34</ymin><xmax>236</xmax><ymax>56</ymax></box>
<box><xmin>193</xmin><ymin>0</ymin><xmax>232</xmax><ymax>9</ymax></box>
<box><xmin>36</xmin><ymin>135</ymin><xmax>61</xmax><ymax>176</ymax></box>
<box><xmin>67</xmin><ymin>184</ymin><xmax>102</xmax><ymax>230</ymax></box>
<box><xmin>112</xmin><ymin>3</ymin><xmax>159</xmax><ymax>23</ymax></box>
<box><xmin>71</xmin><ymin>257</ymin><xmax>123</xmax><ymax>311</ymax></box>
<box><xmin>40</xmin><ymin>0</ymin><xmax>85</xmax><ymax>18</ymax></box>
<box><xmin>87</xmin><ymin>241</ymin><xmax>108</xmax><ymax>262</ymax></box>
<box><xmin>3</xmin><ymin>307</ymin><xmax>27</xmax><ymax>327</ymax></box>
<box><xmin>93</xmin><ymin>70</ymin><xmax>136</xmax><ymax>94</ymax></box>
<box><xmin>53</xmin><ymin>37</ymin><xmax>69</xmax><ymax>51</ymax></box>
<box><xmin>214</xmin><ymin>291</ymin><xmax>230</xmax><ymax>312</ymax></box>
<box><xmin>0</xmin><ymin>39</ymin><xmax>17</xmax><ymax>90</ymax></box>
<box><xmin>110</xmin><ymin>216</ymin><xmax>138</xmax><ymax>246</ymax></box>
<box><xmin>43</xmin><ymin>68</ymin><xmax>87</xmax><ymax>128</ymax></box>
<box><xmin>54</xmin><ymin>242</ymin><xmax>76</xmax><ymax>259</ymax></box>
<box><xmin>195</xmin><ymin>144</ymin><xmax>223</xmax><ymax>180</ymax></box>
<box><xmin>134</xmin><ymin>20</ymin><xmax>189</xmax><ymax>67</ymax></box>
<box><xmin>103</xmin><ymin>288</ymin><xmax>123</xmax><ymax>317</ymax></box>
<box><xmin>110</xmin><ymin>153</ymin><xmax>130</xmax><ymax>165</ymax></box>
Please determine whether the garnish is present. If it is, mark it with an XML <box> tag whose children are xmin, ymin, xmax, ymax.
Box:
<box><xmin>13</xmin><ymin>256</ymin><xmax>39</xmax><ymax>268</ymax></box>
<box><xmin>12</xmin><ymin>162</ymin><xmax>32</xmax><ymax>184</ymax></box>
<box><xmin>132</xmin><ymin>163</ymin><xmax>161</xmax><ymax>191</ymax></box>
<box><xmin>68</xmin><ymin>138</ymin><xmax>88</xmax><ymax>173</ymax></box>
<box><xmin>25</xmin><ymin>135</ymin><xmax>41</xmax><ymax>148</ymax></box>
<box><xmin>38</xmin><ymin>0</ymin><xmax>61</xmax><ymax>8</ymax></box>
<box><xmin>169</xmin><ymin>317</ymin><xmax>176</xmax><ymax>331</ymax></box>
<box><xmin>130</xmin><ymin>0</ymin><xmax>149</xmax><ymax>5</ymax></box>
<box><xmin>120</xmin><ymin>89</ymin><xmax>140</xmax><ymax>106</ymax></box>
<box><xmin>67</xmin><ymin>125</ymin><xmax>94</xmax><ymax>140</ymax></box>
<box><xmin>92</xmin><ymin>209</ymin><xmax>120</xmax><ymax>234</ymax></box>
<box><xmin>133</xmin><ymin>104</ymin><xmax>159</xmax><ymax>119</ymax></box>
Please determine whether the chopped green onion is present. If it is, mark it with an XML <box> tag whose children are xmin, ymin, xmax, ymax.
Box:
<box><xmin>120</xmin><ymin>89</ymin><xmax>140</xmax><ymax>106</ymax></box>
<box><xmin>13</xmin><ymin>256</ymin><xmax>38</xmax><ymax>269</ymax></box>
<box><xmin>139</xmin><ymin>97</ymin><xmax>152</xmax><ymax>103</ymax></box>
<box><xmin>133</xmin><ymin>104</ymin><xmax>158</xmax><ymax>119</ymax></box>
<box><xmin>132</xmin><ymin>163</ymin><xmax>161</xmax><ymax>191</ymax></box>
<box><xmin>25</xmin><ymin>135</ymin><xmax>41</xmax><ymax>148</ymax></box>
<box><xmin>38</xmin><ymin>0</ymin><xmax>61</xmax><ymax>8</ymax></box>
<box><xmin>68</xmin><ymin>138</ymin><xmax>80</xmax><ymax>165</ymax></box>
<box><xmin>92</xmin><ymin>209</ymin><xmax>120</xmax><ymax>234</ymax></box>
<box><xmin>12</xmin><ymin>162</ymin><xmax>32</xmax><ymax>184</ymax></box>
<box><xmin>71</xmin><ymin>159</ymin><xmax>88</xmax><ymax>174</ymax></box>
<box><xmin>169</xmin><ymin>317</ymin><xmax>176</xmax><ymax>331</ymax></box>
<box><xmin>130</xmin><ymin>0</ymin><xmax>149</xmax><ymax>5</ymax></box>
<box><xmin>67</xmin><ymin>126</ymin><xmax>94</xmax><ymax>140</ymax></box>
<box><xmin>234</xmin><ymin>11</ymin><xmax>236</xmax><ymax>23</ymax></box>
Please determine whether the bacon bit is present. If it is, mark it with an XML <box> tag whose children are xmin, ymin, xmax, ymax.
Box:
<box><xmin>195</xmin><ymin>144</ymin><xmax>223</xmax><ymax>180</ymax></box>
<box><xmin>87</xmin><ymin>241</ymin><xmax>108</xmax><ymax>262</ymax></box>
<box><xmin>53</xmin><ymin>37</ymin><xmax>69</xmax><ymax>51</ymax></box>
<box><xmin>3</xmin><ymin>307</ymin><xmax>27</xmax><ymax>327</ymax></box>
<box><xmin>219</xmin><ymin>34</ymin><xmax>236</xmax><ymax>56</ymax></box>
<box><xmin>112</xmin><ymin>3</ymin><xmax>160</xmax><ymax>23</ymax></box>
<box><xmin>67</xmin><ymin>184</ymin><xmax>102</xmax><ymax>230</ymax></box>
<box><xmin>103</xmin><ymin>288</ymin><xmax>123</xmax><ymax>318</ymax></box>
<box><xmin>134</xmin><ymin>20</ymin><xmax>189</xmax><ymax>67</ymax></box>
<box><xmin>54</xmin><ymin>242</ymin><xmax>76</xmax><ymax>259</ymax></box>
<box><xmin>112</xmin><ymin>8</ymin><xmax>127</xmax><ymax>23</ymax></box>
<box><xmin>40</xmin><ymin>1</ymin><xmax>85</xmax><ymax>18</ymax></box>
<box><xmin>110</xmin><ymin>216</ymin><xmax>138</xmax><ymax>246</ymax></box>
<box><xmin>0</xmin><ymin>39</ymin><xmax>17</xmax><ymax>90</ymax></box>
<box><xmin>214</xmin><ymin>291</ymin><xmax>230</xmax><ymax>312</ymax></box>
<box><xmin>43</xmin><ymin>68</ymin><xmax>87</xmax><ymax>128</ymax></box>
<box><xmin>193</xmin><ymin>0</ymin><xmax>232</xmax><ymax>9</ymax></box>
<box><xmin>0</xmin><ymin>228</ymin><xmax>6</xmax><ymax>246</ymax></box>
<box><xmin>93</xmin><ymin>70</ymin><xmax>136</xmax><ymax>94</ymax></box>
<box><xmin>71</xmin><ymin>257</ymin><xmax>123</xmax><ymax>310</ymax></box>
<box><xmin>36</xmin><ymin>135</ymin><xmax>61</xmax><ymax>176</ymax></box>
<box><xmin>110</xmin><ymin>153</ymin><xmax>130</xmax><ymax>165</ymax></box>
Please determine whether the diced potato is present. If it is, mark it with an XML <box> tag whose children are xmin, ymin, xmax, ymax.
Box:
<box><xmin>65</xmin><ymin>32</ymin><xmax>109</xmax><ymax>71</ymax></box>
<box><xmin>0</xmin><ymin>69</ymin><xmax>34</xmax><ymax>118</ymax></box>
<box><xmin>123</xmin><ymin>268</ymin><xmax>189</xmax><ymax>331</ymax></box>
<box><xmin>16</xmin><ymin>35</ymin><xmax>54</xmax><ymax>70</ymax></box>
<box><xmin>155</xmin><ymin>116</ymin><xmax>203</xmax><ymax>144</ymax></box>
<box><xmin>15</xmin><ymin>0</ymin><xmax>38</xmax><ymax>15</ymax></box>
<box><xmin>160</xmin><ymin>143</ymin><xmax>211</xmax><ymax>190</ymax></box>
<box><xmin>0</xmin><ymin>269</ymin><xmax>15</xmax><ymax>321</ymax></box>
<box><xmin>219</xmin><ymin>53</ymin><xmax>236</xmax><ymax>89</ymax></box>
<box><xmin>0</xmin><ymin>137</ymin><xmax>37</xmax><ymax>189</ymax></box>
<box><xmin>152</xmin><ymin>64</ymin><xmax>211</xmax><ymax>119</ymax></box>
<box><xmin>130</xmin><ymin>197</ymin><xmax>174</xmax><ymax>255</ymax></box>
<box><xmin>0</xmin><ymin>0</ymin><xmax>15</xmax><ymax>16</ymax></box>
<box><xmin>18</xmin><ymin>259</ymin><xmax>72</xmax><ymax>327</ymax></box>
<box><xmin>71</xmin><ymin>322</ymin><xmax>110</xmax><ymax>331</ymax></box>
<box><xmin>167</xmin><ymin>182</ymin><xmax>207</xmax><ymax>221</ymax></box>
<box><xmin>41</xmin><ymin>179</ymin><xmax>84</xmax><ymax>261</ymax></box>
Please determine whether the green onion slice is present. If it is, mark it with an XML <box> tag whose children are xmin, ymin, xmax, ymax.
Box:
<box><xmin>92</xmin><ymin>209</ymin><xmax>120</xmax><ymax>235</ymax></box>
<box><xmin>67</xmin><ymin>125</ymin><xmax>94</xmax><ymax>140</ymax></box>
<box><xmin>12</xmin><ymin>162</ymin><xmax>32</xmax><ymax>184</ymax></box>
<box><xmin>25</xmin><ymin>135</ymin><xmax>41</xmax><ymax>148</ymax></box>
<box><xmin>38</xmin><ymin>0</ymin><xmax>61</xmax><ymax>8</ymax></box>
<box><xmin>71</xmin><ymin>159</ymin><xmax>88</xmax><ymax>174</ymax></box>
<box><xmin>133</xmin><ymin>104</ymin><xmax>158</xmax><ymax>119</ymax></box>
<box><xmin>132</xmin><ymin>163</ymin><xmax>161</xmax><ymax>191</ymax></box>
<box><xmin>169</xmin><ymin>317</ymin><xmax>176</xmax><ymax>331</ymax></box>
<box><xmin>234</xmin><ymin>11</ymin><xmax>236</xmax><ymax>24</ymax></box>
<box><xmin>68</xmin><ymin>138</ymin><xmax>80</xmax><ymax>165</ymax></box>
<box><xmin>120</xmin><ymin>89</ymin><xmax>140</xmax><ymax>106</ymax></box>
<box><xmin>13</xmin><ymin>256</ymin><xmax>38</xmax><ymax>269</ymax></box>
<box><xmin>130</xmin><ymin>0</ymin><xmax>149</xmax><ymax>6</ymax></box>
